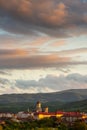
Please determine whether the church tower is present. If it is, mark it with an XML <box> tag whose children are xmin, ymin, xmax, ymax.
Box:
<box><xmin>36</xmin><ymin>101</ymin><xmax>42</xmax><ymax>112</ymax></box>
<box><xmin>44</xmin><ymin>107</ymin><xmax>49</xmax><ymax>113</ymax></box>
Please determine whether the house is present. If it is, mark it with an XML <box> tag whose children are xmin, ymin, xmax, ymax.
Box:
<box><xmin>62</xmin><ymin>112</ymin><xmax>87</xmax><ymax>123</ymax></box>
<box><xmin>34</xmin><ymin>111</ymin><xmax>64</xmax><ymax>120</ymax></box>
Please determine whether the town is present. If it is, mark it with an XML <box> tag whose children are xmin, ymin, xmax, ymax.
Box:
<box><xmin>0</xmin><ymin>101</ymin><xmax>87</xmax><ymax>130</ymax></box>
<box><xmin>0</xmin><ymin>101</ymin><xmax>87</xmax><ymax>124</ymax></box>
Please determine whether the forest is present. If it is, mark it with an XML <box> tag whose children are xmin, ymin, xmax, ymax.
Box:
<box><xmin>0</xmin><ymin>117</ymin><xmax>87</xmax><ymax>130</ymax></box>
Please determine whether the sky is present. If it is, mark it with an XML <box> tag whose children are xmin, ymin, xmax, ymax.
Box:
<box><xmin>0</xmin><ymin>0</ymin><xmax>87</xmax><ymax>94</ymax></box>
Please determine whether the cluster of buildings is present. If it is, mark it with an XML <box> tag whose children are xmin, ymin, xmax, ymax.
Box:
<box><xmin>0</xmin><ymin>101</ymin><xmax>87</xmax><ymax>124</ymax></box>
<box><xmin>32</xmin><ymin>101</ymin><xmax>87</xmax><ymax>123</ymax></box>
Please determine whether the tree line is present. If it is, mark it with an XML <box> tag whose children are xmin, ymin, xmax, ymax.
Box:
<box><xmin>0</xmin><ymin>117</ymin><xmax>87</xmax><ymax>130</ymax></box>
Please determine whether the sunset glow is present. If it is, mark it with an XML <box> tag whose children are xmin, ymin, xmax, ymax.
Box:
<box><xmin>0</xmin><ymin>0</ymin><xmax>87</xmax><ymax>94</ymax></box>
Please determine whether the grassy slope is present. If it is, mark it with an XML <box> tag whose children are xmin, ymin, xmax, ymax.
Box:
<box><xmin>0</xmin><ymin>89</ymin><xmax>87</xmax><ymax>113</ymax></box>
<box><xmin>0</xmin><ymin>100</ymin><xmax>87</xmax><ymax>113</ymax></box>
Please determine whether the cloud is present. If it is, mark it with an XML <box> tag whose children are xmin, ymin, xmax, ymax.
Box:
<box><xmin>0</xmin><ymin>73</ymin><xmax>87</xmax><ymax>94</ymax></box>
<box><xmin>0</xmin><ymin>78</ymin><xmax>9</xmax><ymax>85</ymax></box>
<box><xmin>50</xmin><ymin>40</ymin><xmax>66</xmax><ymax>47</ymax></box>
<box><xmin>0</xmin><ymin>48</ymin><xmax>87</xmax><ymax>69</ymax></box>
<box><xmin>60</xmin><ymin>48</ymin><xmax>87</xmax><ymax>55</ymax></box>
<box><xmin>43</xmin><ymin>47</ymin><xmax>87</xmax><ymax>56</ymax></box>
<box><xmin>39</xmin><ymin>2</ymin><xmax>68</xmax><ymax>26</ymax></box>
<box><xmin>0</xmin><ymin>52</ymin><xmax>70</xmax><ymax>69</ymax></box>
<box><xmin>0</xmin><ymin>0</ymin><xmax>87</xmax><ymax>37</ymax></box>
<box><xmin>28</xmin><ymin>37</ymin><xmax>52</xmax><ymax>47</ymax></box>
<box><xmin>0</xmin><ymin>70</ymin><xmax>11</xmax><ymax>75</ymax></box>
<box><xmin>0</xmin><ymin>49</ymin><xmax>28</xmax><ymax>58</ymax></box>
<box><xmin>48</xmin><ymin>48</ymin><xmax>87</xmax><ymax>56</ymax></box>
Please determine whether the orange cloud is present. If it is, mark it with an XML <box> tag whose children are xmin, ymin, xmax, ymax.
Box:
<box><xmin>17</xmin><ymin>0</ymin><xmax>32</xmax><ymax>18</ymax></box>
<box><xmin>0</xmin><ymin>48</ymin><xmax>86</xmax><ymax>69</ymax></box>
<box><xmin>1</xmin><ymin>0</ymin><xmax>87</xmax><ymax>37</ymax></box>
<box><xmin>0</xmin><ymin>49</ymin><xmax>28</xmax><ymax>58</ymax></box>
<box><xmin>39</xmin><ymin>2</ymin><xmax>68</xmax><ymax>26</ymax></box>
<box><xmin>0</xmin><ymin>0</ymin><xmax>32</xmax><ymax>17</ymax></box>
<box><xmin>29</xmin><ymin>37</ymin><xmax>52</xmax><ymax>47</ymax></box>
<box><xmin>0</xmin><ymin>0</ymin><xmax>68</xmax><ymax>27</ymax></box>
<box><xmin>50</xmin><ymin>40</ymin><xmax>66</xmax><ymax>47</ymax></box>
<box><xmin>0</xmin><ymin>50</ymin><xmax>70</xmax><ymax>69</ymax></box>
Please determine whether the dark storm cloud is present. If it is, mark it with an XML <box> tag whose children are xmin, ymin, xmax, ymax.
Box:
<box><xmin>0</xmin><ymin>0</ymin><xmax>87</xmax><ymax>36</ymax></box>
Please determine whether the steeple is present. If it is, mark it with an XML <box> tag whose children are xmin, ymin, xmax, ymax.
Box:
<box><xmin>36</xmin><ymin>101</ymin><xmax>42</xmax><ymax>112</ymax></box>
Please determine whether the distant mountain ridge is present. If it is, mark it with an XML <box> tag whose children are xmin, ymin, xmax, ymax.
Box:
<box><xmin>0</xmin><ymin>89</ymin><xmax>87</xmax><ymax>103</ymax></box>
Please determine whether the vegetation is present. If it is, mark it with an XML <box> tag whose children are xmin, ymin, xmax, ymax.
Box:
<box><xmin>0</xmin><ymin>118</ymin><xmax>87</xmax><ymax>130</ymax></box>
<box><xmin>1</xmin><ymin>99</ymin><xmax>87</xmax><ymax>113</ymax></box>
<box><xmin>1</xmin><ymin>89</ymin><xmax>87</xmax><ymax>113</ymax></box>
<box><xmin>0</xmin><ymin>89</ymin><xmax>87</xmax><ymax>104</ymax></box>
<box><xmin>60</xmin><ymin>99</ymin><xmax>87</xmax><ymax>112</ymax></box>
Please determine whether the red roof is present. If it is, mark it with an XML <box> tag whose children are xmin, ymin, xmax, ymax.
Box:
<box><xmin>34</xmin><ymin>111</ymin><xmax>84</xmax><ymax>118</ymax></box>
<box><xmin>63</xmin><ymin>112</ymin><xmax>82</xmax><ymax>117</ymax></box>
<box><xmin>55</xmin><ymin>111</ymin><xmax>65</xmax><ymax>114</ymax></box>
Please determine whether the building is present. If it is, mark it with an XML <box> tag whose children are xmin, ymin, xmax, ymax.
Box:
<box><xmin>34</xmin><ymin>101</ymin><xmax>87</xmax><ymax>121</ymax></box>
<box><xmin>34</xmin><ymin>111</ymin><xmax>64</xmax><ymax>120</ymax></box>
<box><xmin>62</xmin><ymin>112</ymin><xmax>87</xmax><ymax>123</ymax></box>
<box><xmin>36</xmin><ymin>101</ymin><xmax>42</xmax><ymax>112</ymax></box>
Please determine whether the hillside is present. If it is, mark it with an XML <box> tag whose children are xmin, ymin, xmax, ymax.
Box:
<box><xmin>0</xmin><ymin>99</ymin><xmax>87</xmax><ymax>113</ymax></box>
<box><xmin>0</xmin><ymin>89</ymin><xmax>87</xmax><ymax>103</ymax></box>
<box><xmin>0</xmin><ymin>89</ymin><xmax>87</xmax><ymax>112</ymax></box>
<box><xmin>60</xmin><ymin>99</ymin><xmax>87</xmax><ymax>112</ymax></box>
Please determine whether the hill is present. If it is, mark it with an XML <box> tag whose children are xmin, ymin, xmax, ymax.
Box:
<box><xmin>0</xmin><ymin>99</ymin><xmax>87</xmax><ymax>113</ymax></box>
<box><xmin>60</xmin><ymin>99</ymin><xmax>87</xmax><ymax>112</ymax></box>
<box><xmin>0</xmin><ymin>89</ymin><xmax>87</xmax><ymax>112</ymax></box>
<box><xmin>0</xmin><ymin>89</ymin><xmax>87</xmax><ymax>103</ymax></box>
